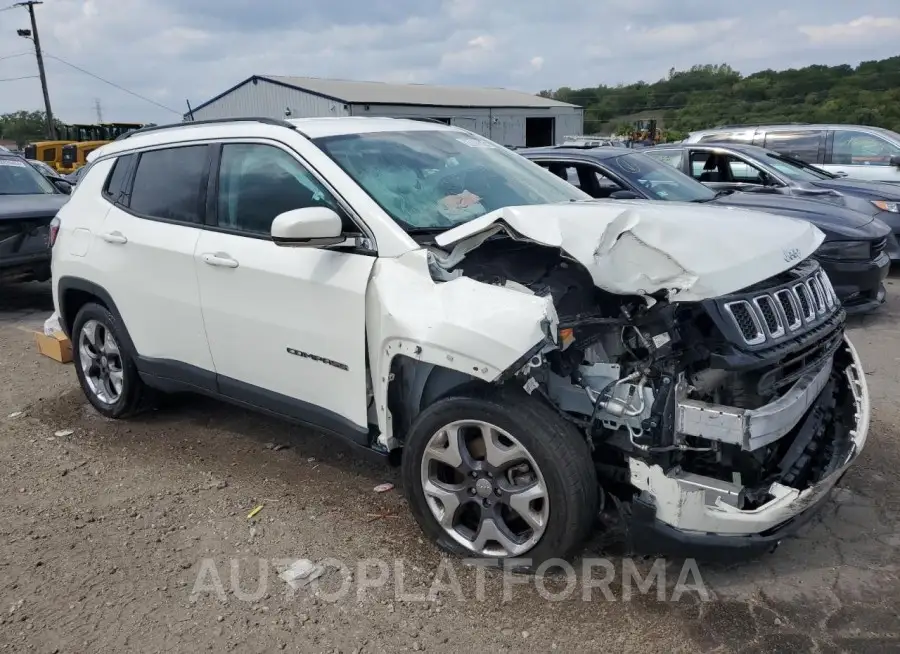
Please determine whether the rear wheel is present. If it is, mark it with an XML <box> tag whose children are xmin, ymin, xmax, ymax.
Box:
<box><xmin>402</xmin><ymin>387</ymin><xmax>598</xmax><ymax>570</ymax></box>
<box><xmin>72</xmin><ymin>302</ymin><xmax>149</xmax><ymax>418</ymax></box>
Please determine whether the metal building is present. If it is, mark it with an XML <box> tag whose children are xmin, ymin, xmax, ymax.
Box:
<box><xmin>185</xmin><ymin>75</ymin><xmax>583</xmax><ymax>147</ymax></box>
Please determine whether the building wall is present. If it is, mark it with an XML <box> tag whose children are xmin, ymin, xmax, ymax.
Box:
<box><xmin>189</xmin><ymin>79</ymin><xmax>351</xmax><ymax>121</ymax></box>
<box><xmin>349</xmin><ymin>104</ymin><xmax>582</xmax><ymax>146</ymax></box>
<box><xmin>188</xmin><ymin>78</ymin><xmax>583</xmax><ymax>146</ymax></box>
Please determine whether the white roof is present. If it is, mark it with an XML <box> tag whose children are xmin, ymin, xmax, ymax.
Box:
<box><xmin>192</xmin><ymin>75</ymin><xmax>577</xmax><ymax>113</ymax></box>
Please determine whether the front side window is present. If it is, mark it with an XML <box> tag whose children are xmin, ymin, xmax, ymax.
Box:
<box><xmin>722</xmin><ymin>155</ymin><xmax>768</xmax><ymax>184</ymax></box>
<box><xmin>128</xmin><ymin>145</ymin><xmax>209</xmax><ymax>223</ymax></box>
<box><xmin>216</xmin><ymin>143</ymin><xmax>345</xmax><ymax>235</ymax></box>
<box><xmin>832</xmin><ymin>130</ymin><xmax>900</xmax><ymax>166</ymax></box>
<box><xmin>644</xmin><ymin>149</ymin><xmax>683</xmax><ymax>168</ymax></box>
<box><xmin>762</xmin><ymin>130</ymin><xmax>824</xmax><ymax>163</ymax></box>
<box><xmin>0</xmin><ymin>156</ymin><xmax>57</xmax><ymax>195</ymax></box>
<box><xmin>314</xmin><ymin>129</ymin><xmax>589</xmax><ymax>232</ymax></box>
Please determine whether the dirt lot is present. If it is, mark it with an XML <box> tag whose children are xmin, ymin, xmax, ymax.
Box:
<box><xmin>0</xmin><ymin>281</ymin><xmax>898</xmax><ymax>653</ymax></box>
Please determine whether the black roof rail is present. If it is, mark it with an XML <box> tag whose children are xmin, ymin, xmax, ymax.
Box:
<box><xmin>394</xmin><ymin>117</ymin><xmax>450</xmax><ymax>125</ymax></box>
<box><xmin>114</xmin><ymin>117</ymin><xmax>298</xmax><ymax>141</ymax></box>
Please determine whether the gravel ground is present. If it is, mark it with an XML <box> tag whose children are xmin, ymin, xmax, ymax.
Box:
<box><xmin>0</xmin><ymin>281</ymin><xmax>898</xmax><ymax>653</ymax></box>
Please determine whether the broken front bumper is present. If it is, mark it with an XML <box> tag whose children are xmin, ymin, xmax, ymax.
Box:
<box><xmin>626</xmin><ymin>335</ymin><xmax>869</xmax><ymax>558</ymax></box>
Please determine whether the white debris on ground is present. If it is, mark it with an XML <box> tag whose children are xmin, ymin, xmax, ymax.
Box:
<box><xmin>279</xmin><ymin>559</ymin><xmax>326</xmax><ymax>590</ymax></box>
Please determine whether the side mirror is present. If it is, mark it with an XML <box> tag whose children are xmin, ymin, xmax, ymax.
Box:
<box><xmin>52</xmin><ymin>179</ymin><xmax>72</xmax><ymax>195</ymax></box>
<box><xmin>890</xmin><ymin>155</ymin><xmax>900</xmax><ymax>168</ymax></box>
<box><xmin>271</xmin><ymin>206</ymin><xmax>345</xmax><ymax>247</ymax></box>
<box><xmin>609</xmin><ymin>189</ymin><xmax>639</xmax><ymax>200</ymax></box>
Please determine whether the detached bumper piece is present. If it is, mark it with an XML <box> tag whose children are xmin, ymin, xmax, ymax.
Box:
<box><xmin>626</xmin><ymin>336</ymin><xmax>869</xmax><ymax>560</ymax></box>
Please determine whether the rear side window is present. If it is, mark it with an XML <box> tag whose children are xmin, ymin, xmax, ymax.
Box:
<box><xmin>103</xmin><ymin>154</ymin><xmax>134</xmax><ymax>202</ymax></box>
<box><xmin>763</xmin><ymin>130</ymin><xmax>824</xmax><ymax>163</ymax></box>
<box><xmin>128</xmin><ymin>145</ymin><xmax>209</xmax><ymax>223</ymax></box>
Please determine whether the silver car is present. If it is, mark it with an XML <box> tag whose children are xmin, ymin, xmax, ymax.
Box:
<box><xmin>684</xmin><ymin>124</ymin><xmax>900</xmax><ymax>184</ymax></box>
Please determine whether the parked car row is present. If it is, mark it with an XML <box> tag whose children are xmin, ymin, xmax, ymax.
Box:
<box><xmin>683</xmin><ymin>123</ymin><xmax>900</xmax><ymax>184</ymax></box>
<box><xmin>519</xmin><ymin>144</ymin><xmax>891</xmax><ymax>314</ymax></box>
<box><xmin>42</xmin><ymin>117</ymin><xmax>870</xmax><ymax>567</ymax></box>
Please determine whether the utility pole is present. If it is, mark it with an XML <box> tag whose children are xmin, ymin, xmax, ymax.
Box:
<box><xmin>94</xmin><ymin>98</ymin><xmax>103</xmax><ymax>123</ymax></box>
<box><xmin>15</xmin><ymin>1</ymin><xmax>55</xmax><ymax>139</ymax></box>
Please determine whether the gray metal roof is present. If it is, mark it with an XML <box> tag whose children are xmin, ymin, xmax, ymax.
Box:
<box><xmin>260</xmin><ymin>75</ymin><xmax>577</xmax><ymax>108</ymax></box>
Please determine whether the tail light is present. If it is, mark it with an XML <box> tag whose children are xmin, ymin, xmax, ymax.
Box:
<box><xmin>49</xmin><ymin>216</ymin><xmax>60</xmax><ymax>247</ymax></box>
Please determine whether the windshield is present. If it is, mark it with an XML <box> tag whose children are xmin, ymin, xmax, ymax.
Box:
<box><xmin>609</xmin><ymin>152</ymin><xmax>716</xmax><ymax>202</ymax></box>
<box><xmin>764</xmin><ymin>153</ymin><xmax>831</xmax><ymax>181</ymax></box>
<box><xmin>0</xmin><ymin>157</ymin><xmax>57</xmax><ymax>195</ymax></box>
<box><xmin>314</xmin><ymin>130</ymin><xmax>590</xmax><ymax>231</ymax></box>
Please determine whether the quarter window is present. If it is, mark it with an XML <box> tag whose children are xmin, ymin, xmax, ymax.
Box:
<box><xmin>128</xmin><ymin>146</ymin><xmax>209</xmax><ymax>223</ymax></box>
<box><xmin>103</xmin><ymin>154</ymin><xmax>134</xmax><ymax>202</ymax></box>
<box><xmin>762</xmin><ymin>130</ymin><xmax>824</xmax><ymax>163</ymax></box>
<box><xmin>216</xmin><ymin>143</ymin><xmax>346</xmax><ymax>235</ymax></box>
<box><xmin>832</xmin><ymin>130</ymin><xmax>900</xmax><ymax>166</ymax></box>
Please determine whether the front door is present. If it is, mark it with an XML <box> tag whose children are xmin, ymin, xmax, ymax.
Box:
<box><xmin>194</xmin><ymin>142</ymin><xmax>376</xmax><ymax>436</ymax></box>
<box><xmin>826</xmin><ymin>129</ymin><xmax>900</xmax><ymax>183</ymax></box>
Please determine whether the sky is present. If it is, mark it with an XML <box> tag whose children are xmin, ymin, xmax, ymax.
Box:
<box><xmin>0</xmin><ymin>0</ymin><xmax>898</xmax><ymax>125</ymax></box>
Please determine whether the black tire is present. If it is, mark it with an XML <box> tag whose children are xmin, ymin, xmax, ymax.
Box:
<box><xmin>401</xmin><ymin>385</ymin><xmax>598</xmax><ymax>571</ymax></box>
<box><xmin>71</xmin><ymin>302</ymin><xmax>150</xmax><ymax>419</ymax></box>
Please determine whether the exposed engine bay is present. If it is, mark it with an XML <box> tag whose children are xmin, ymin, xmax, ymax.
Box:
<box><xmin>430</xmin><ymin>236</ymin><xmax>867</xmax><ymax>539</ymax></box>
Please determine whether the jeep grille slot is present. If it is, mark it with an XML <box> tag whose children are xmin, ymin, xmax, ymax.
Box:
<box><xmin>775</xmin><ymin>289</ymin><xmax>801</xmax><ymax>329</ymax></box>
<box><xmin>724</xmin><ymin>301</ymin><xmax>765</xmax><ymax>345</ymax></box>
<box><xmin>753</xmin><ymin>295</ymin><xmax>785</xmax><ymax>338</ymax></box>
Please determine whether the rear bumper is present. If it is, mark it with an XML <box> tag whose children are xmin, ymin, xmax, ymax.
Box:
<box><xmin>626</xmin><ymin>336</ymin><xmax>869</xmax><ymax>559</ymax></box>
<box><xmin>819</xmin><ymin>252</ymin><xmax>889</xmax><ymax>314</ymax></box>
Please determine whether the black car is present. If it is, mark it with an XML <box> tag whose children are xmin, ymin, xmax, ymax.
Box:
<box><xmin>644</xmin><ymin>142</ymin><xmax>900</xmax><ymax>262</ymax></box>
<box><xmin>0</xmin><ymin>152</ymin><xmax>69</xmax><ymax>283</ymax></box>
<box><xmin>520</xmin><ymin>146</ymin><xmax>890</xmax><ymax>314</ymax></box>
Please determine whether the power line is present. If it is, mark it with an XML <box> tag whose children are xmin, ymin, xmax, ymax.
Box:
<box><xmin>0</xmin><ymin>51</ymin><xmax>30</xmax><ymax>62</ymax></box>
<box><xmin>43</xmin><ymin>52</ymin><xmax>182</xmax><ymax>115</ymax></box>
<box><xmin>0</xmin><ymin>74</ymin><xmax>38</xmax><ymax>82</ymax></box>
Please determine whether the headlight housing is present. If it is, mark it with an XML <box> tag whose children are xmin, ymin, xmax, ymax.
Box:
<box><xmin>872</xmin><ymin>200</ymin><xmax>900</xmax><ymax>213</ymax></box>
<box><xmin>816</xmin><ymin>240</ymin><xmax>871</xmax><ymax>260</ymax></box>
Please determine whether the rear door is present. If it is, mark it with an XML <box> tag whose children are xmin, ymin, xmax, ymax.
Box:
<box><xmin>95</xmin><ymin>144</ymin><xmax>216</xmax><ymax>380</ymax></box>
<box><xmin>825</xmin><ymin>128</ymin><xmax>900</xmax><ymax>183</ymax></box>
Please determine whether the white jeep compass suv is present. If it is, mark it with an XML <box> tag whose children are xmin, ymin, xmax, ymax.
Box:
<box><xmin>51</xmin><ymin>117</ymin><xmax>870</xmax><ymax>567</ymax></box>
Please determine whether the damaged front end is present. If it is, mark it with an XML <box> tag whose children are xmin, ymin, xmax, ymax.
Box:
<box><xmin>431</xmin><ymin>210</ymin><xmax>869</xmax><ymax>558</ymax></box>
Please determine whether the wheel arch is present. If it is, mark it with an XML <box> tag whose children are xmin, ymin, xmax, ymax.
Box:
<box><xmin>57</xmin><ymin>276</ymin><xmax>137</xmax><ymax>356</ymax></box>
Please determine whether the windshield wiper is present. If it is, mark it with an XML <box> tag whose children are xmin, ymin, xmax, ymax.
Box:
<box><xmin>406</xmin><ymin>227</ymin><xmax>449</xmax><ymax>235</ymax></box>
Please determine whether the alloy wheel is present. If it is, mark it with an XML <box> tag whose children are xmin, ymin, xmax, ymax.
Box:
<box><xmin>420</xmin><ymin>419</ymin><xmax>549</xmax><ymax>557</ymax></box>
<box><xmin>78</xmin><ymin>319</ymin><xmax>124</xmax><ymax>405</ymax></box>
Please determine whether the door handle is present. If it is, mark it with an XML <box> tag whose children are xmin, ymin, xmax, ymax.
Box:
<box><xmin>202</xmin><ymin>252</ymin><xmax>239</xmax><ymax>268</ymax></box>
<box><xmin>100</xmin><ymin>231</ymin><xmax>127</xmax><ymax>244</ymax></box>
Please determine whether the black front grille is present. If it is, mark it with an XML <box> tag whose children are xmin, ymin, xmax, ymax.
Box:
<box><xmin>872</xmin><ymin>237</ymin><xmax>887</xmax><ymax>258</ymax></box>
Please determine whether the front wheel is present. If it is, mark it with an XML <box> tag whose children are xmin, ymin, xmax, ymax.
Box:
<box><xmin>401</xmin><ymin>387</ymin><xmax>598</xmax><ymax>570</ymax></box>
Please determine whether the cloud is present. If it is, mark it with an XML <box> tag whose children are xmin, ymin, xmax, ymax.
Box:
<box><xmin>799</xmin><ymin>15</ymin><xmax>900</xmax><ymax>45</ymax></box>
<box><xmin>0</xmin><ymin>0</ymin><xmax>897</xmax><ymax>124</ymax></box>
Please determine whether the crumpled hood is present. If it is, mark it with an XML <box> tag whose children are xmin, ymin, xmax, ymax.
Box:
<box><xmin>434</xmin><ymin>200</ymin><xmax>825</xmax><ymax>302</ymax></box>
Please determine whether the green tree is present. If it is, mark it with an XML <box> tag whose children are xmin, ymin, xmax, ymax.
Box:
<box><xmin>543</xmin><ymin>55</ymin><xmax>900</xmax><ymax>136</ymax></box>
<box><xmin>0</xmin><ymin>111</ymin><xmax>60</xmax><ymax>148</ymax></box>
